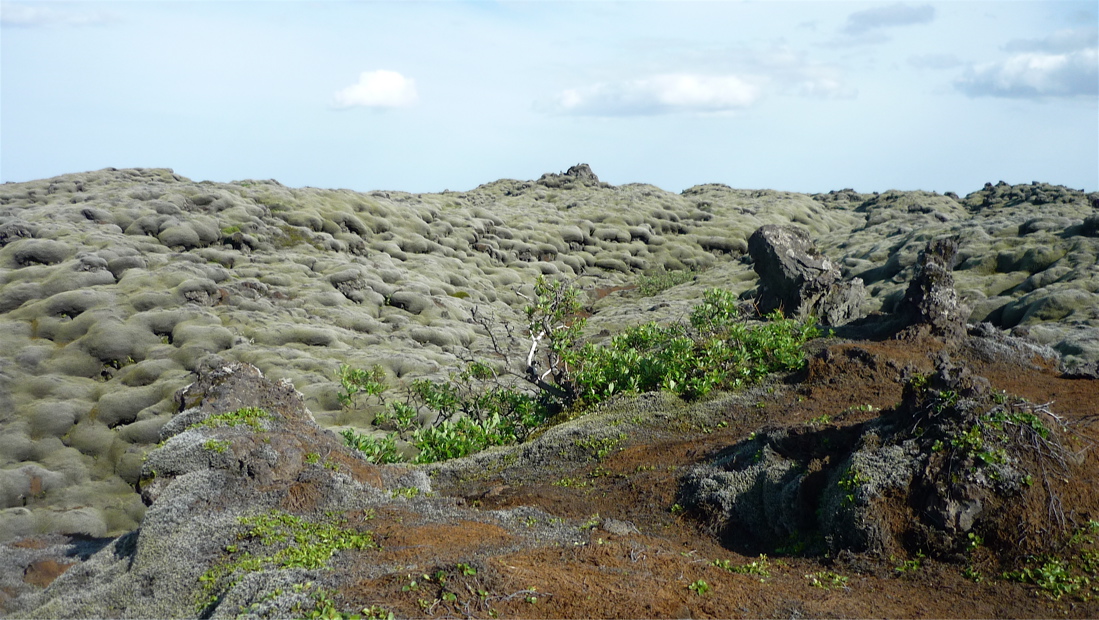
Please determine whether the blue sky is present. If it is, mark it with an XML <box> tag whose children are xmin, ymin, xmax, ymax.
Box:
<box><xmin>2</xmin><ymin>1</ymin><xmax>1097</xmax><ymax>195</ymax></box>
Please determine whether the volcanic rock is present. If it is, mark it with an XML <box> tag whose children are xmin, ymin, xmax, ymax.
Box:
<box><xmin>897</xmin><ymin>237</ymin><xmax>970</xmax><ymax>340</ymax></box>
<box><xmin>747</xmin><ymin>224</ymin><xmax>867</xmax><ymax>325</ymax></box>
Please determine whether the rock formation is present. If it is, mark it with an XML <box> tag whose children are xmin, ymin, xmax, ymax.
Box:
<box><xmin>896</xmin><ymin>237</ymin><xmax>970</xmax><ymax>340</ymax></box>
<box><xmin>746</xmin><ymin>224</ymin><xmax>867</xmax><ymax>326</ymax></box>
<box><xmin>680</xmin><ymin>349</ymin><xmax>1077</xmax><ymax>560</ymax></box>
<box><xmin>535</xmin><ymin>163</ymin><xmax>610</xmax><ymax>189</ymax></box>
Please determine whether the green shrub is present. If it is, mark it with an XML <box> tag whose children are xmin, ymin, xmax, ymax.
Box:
<box><xmin>336</xmin><ymin>362</ymin><xmax>551</xmax><ymax>464</ymax></box>
<box><xmin>340</xmin><ymin>429</ymin><xmax>403</xmax><ymax>464</ymax></box>
<box><xmin>337</xmin><ymin>280</ymin><xmax>819</xmax><ymax>464</ymax></box>
<box><xmin>564</xmin><ymin>289</ymin><xmax>818</xmax><ymax>406</ymax></box>
<box><xmin>337</xmin><ymin>365</ymin><xmax>387</xmax><ymax>409</ymax></box>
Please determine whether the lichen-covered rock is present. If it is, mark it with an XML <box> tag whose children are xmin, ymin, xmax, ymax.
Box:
<box><xmin>11</xmin><ymin>362</ymin><xmax>583</xmax><ymax>619</ymax></box>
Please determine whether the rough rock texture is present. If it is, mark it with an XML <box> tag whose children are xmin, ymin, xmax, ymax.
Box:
<box><xmin>535</xmin><ymin>163</ymin><xmax>611</xmax><ymax>189</ymax></box>
<box><xmin>747</xmin><ymin>224</ymin><xmax>867</xmax><ymax>325</ymax></box>
<box><xmin>680</xmin><ymin>350</ymin><xmax>1078</xmax><ymax>560</ymax></box>
<box><xmin>7</xmin><ymin>362</ymin><xmax>582</xmax><ymax>619</ymax></box>
<box><xmin>897</xmin><ymin>238</ymin><xmax>970</xmax><ymax>340</ymax></box>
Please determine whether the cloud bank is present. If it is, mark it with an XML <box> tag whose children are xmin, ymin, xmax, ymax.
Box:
<box><xmin>842</xmin><ymin>3</ymin><xmax>934</xmax><ymax>35</ymax></box>
<box><xmin>1</xmin><ymin>1</ymin><xmax>115</xmax><ymax>27</ymax></box>
<box><xmin>333</xmin><ymin>70</ymin><xmax>418</xmax><ymax>109</ymax></box>
<box><xmin>548</xmin><ymin>73</ymin><xmax>762</xmax><ymax>116</ymax></box>
<box><xmin>956</xmin><ymin>28</ymin><xmax>1098</xmax><ymax>99</ymax></box>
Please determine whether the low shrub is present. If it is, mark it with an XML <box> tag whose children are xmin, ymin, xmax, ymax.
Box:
<box><xmin>338</xmin><ymin>279</ymin><xmax>820</xmax><ymax>463</ymax></box>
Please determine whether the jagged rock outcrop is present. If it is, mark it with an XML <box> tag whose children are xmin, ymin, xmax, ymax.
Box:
<box><xmin>535</xmin><ymin>163</ymin><xmax>611</xmax><ymax>189</ymax></box>
<box><xmin>897</xmin><ymin>238</ymin><xmax>971</xmax><ymax>340</ymax></box>
<box><xmin>746</xmin><ymin>224</ymin><xmax>867</xmax><ymax>326</ymax></box>
<box><xmin>680</xmin><ymin>353</ymin><xmax>1074</xmax><ymax>559</ymax></box>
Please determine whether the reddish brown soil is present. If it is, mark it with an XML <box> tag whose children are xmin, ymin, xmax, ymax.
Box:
<box><xmin>337</xmin><ymin>335</ymin><xmax>1099</xmax><ymax>619</ymax></box>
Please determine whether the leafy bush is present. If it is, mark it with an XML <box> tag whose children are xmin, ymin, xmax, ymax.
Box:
<box><xmin>565</xmin><ymin>289</ymin><xmax>819</xmax><ymax>405</ymax></box>
<box><xmin>337</xmin><ymin>362</ymin><xmax>550</xmax><ymax>464</ymax></box>
<box><xmin>338</xmin><ymin>279</ymin><xmax>820</xmax><ymax>463</ymax></box>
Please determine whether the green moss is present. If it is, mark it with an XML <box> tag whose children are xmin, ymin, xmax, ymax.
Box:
<box><xmin>191</xmin><ymin>407</ymin><xmax>271</xmax><ymax>432</ymax></box>
<box><xmin>203</xmin><ymin>439</ymin><xmax>231</xmax><ymax>454</ymax></box>
<box><xmin>196</xmin><ymin>510</ymin><xmax>377</xmax><ymax>613</ymax></box>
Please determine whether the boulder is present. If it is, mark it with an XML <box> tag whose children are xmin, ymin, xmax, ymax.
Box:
<box><xmin>747</xmin><ymin>224</ymin><xmax>866</xmax><ymax>325</ymax></box>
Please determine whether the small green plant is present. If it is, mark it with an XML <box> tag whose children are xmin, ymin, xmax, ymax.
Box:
<box><xmin>305</xmin><ymin>452</ymin><xmax>320</xmax><ymax>464</ymax></box>
<box><xmin>714</xmin><ymin>555</ymin><xmax>772</xmax><ymax>580</ymax></box>
<box><xmin>967</xmin><ymin>532</ymin><xmax>984</xmax><ymax>552</ymax></box>
<box><xmin>893</xmin><ymin>551</ymin><xmax>925</xmax><ymax>575</ymax></box>
<box><xmin>636</xmin><ymin>268</ymin><xmax>696</xmax><ymax>296</ymax></box>
<box><xmin>390</xmin><ymin>487</ymin><xmax>422</xmax><ymax>499</ymax></box>
<box><xmin>340</xmin><ymin>429</ymin><xmax>403</xmax><ymax>464</ymax></box>
<box><xmin>192</xmin><ymin>407</ymin><xmax>271</xmax><ymax>432</ymax></box>
<box><xmin>1004</xmin><ymin>557</ymin><xmax>1091</xmax><ymax>600</ymax></box>
<box><xmin>293</xmin><ymin>585</ymin><xmax>395</xmax><ymax>620</ymax></box>
<box><xmin>805</xmin><ymin>571</ymin><xmax>848</xmax><ymax>589</ymax></box>
<box><xmin>687</xmin><ymin>579</ymin><xmax>711</xmax><ymax>596</ymax></box>
<box><xmin>203</xmin><ymin>439</ymin><xmax>231</xmax><ymax>454</ymax></box>
<box><xmin>837</xmin><ymin>467</ymin><xmax>869</xmax><ymax>507</ymax></box>
<box><xmin>576</xmin><ymin>433</ymin><xmax>627</xmax><ymax>461</ymax></box>
<box><xmin>963</xmin><ymin>565</ymin><xmax>983</xmax><ymax>582</ymax></box>
<box><xmin>808</xmin><ymin>414</ymin><xmax>832</xmax><ymax>426</ymax></box>
<box><xmin>337</xmin><ymin>364</ymin><xmax>387</xmax><ymax>409</ymax></box>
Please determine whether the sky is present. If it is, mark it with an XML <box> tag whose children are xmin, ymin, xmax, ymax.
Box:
<box><xmin>2</xmin><ymin>1</ymin><xmax>1097</xmax><ymax>195</ymax></box>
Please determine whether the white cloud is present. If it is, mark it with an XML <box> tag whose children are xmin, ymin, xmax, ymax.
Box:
<box><xmin>548</xmin><ymin>73</ymin><xmax>762</xmax><ymax>116</ymax></box>
<box><xmin>1004</xmin><ymin>27</ymin><xmax>1098</xmax><ymax>54</ymax></box>
<box><xmin>956</xmin><ymin>47</ymin><xmax>1098</xmax><ymax>98</ymax></box>
<box><xmin>757</xmin><ymin>47</ymin><xmax>857</xmax><ymax>99</ymax></box>
<box><xmin>1</xmin><ymin>1</ymin><xmax>115</xmax><ymax>27</ymax></box>
<box><xmin>333</xmin><ymin>70</ymin><xmax>418</xmax><ymax>109</ymax></box>
<box><xmin>842</xmin><ymin>3</ymin><xmax>934</xmax><ymax>35</ymax></box>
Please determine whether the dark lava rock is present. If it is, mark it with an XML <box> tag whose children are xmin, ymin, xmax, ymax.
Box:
<box><xmin>747</xmin><ymin>224</ymin><xmax>867</xmax><ymax>326</ymax></box>
<box><xmin>536</xmin><ymin>163</ymin><xmax>611</xmax><ymax>189</ymax></box>
<box><xmin>679</xmin><ymin>355</ymin><xmax>1074</xmax><ymax>560</ymax></box>
<box><xmin>897</xmin><ymin>238</ymin><xmax>970</xmax><ymax>340</ymax></box>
